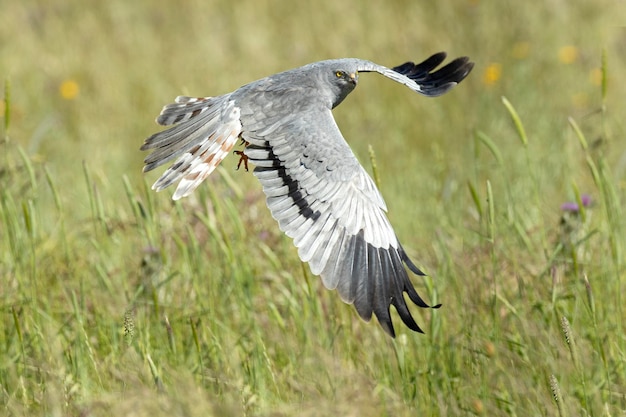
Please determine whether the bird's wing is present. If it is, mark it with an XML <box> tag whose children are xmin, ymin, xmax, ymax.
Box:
<box><xmin>358</xmin><ymin>52</ymin><xmax>474</xmax><ymax>97</ymax></box>
<box><xmin>241</xmin><ymin>106</ymin><xmax>438</xmax><ymax>337</ymax></box>
<box><xmin>140</xmin><ymin>95</ymin><xmax>243</xmax><ymax>200</ymax></box>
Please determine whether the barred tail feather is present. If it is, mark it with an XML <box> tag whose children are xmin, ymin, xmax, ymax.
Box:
<box><xmin>141</xmin><ymin>95</ymin><xmax>243</xmax><ymax>199</ymax></box>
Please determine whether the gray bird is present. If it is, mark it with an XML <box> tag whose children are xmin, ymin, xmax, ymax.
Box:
<box><xmin>141</xmin><ymin>52</ymin><xmax>473</xmax><ymax>337</ymax></box>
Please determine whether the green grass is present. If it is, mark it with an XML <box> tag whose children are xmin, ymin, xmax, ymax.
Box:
<box><xmin>2</xmin><ymin>0</ymin><xmax>626</xmax><ymax>415</ymax></box>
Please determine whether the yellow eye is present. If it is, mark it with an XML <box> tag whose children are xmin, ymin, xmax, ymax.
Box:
<box><xmin>335</xmin><ymin>71</ymin><xmax>343</xmax><ymax>78</ymax></box>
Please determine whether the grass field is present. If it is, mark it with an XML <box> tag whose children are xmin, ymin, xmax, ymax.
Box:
<box><xmin>2</xmin><ymin>1</ymin><xmax>626</xmax><ymax>415</ymax></box>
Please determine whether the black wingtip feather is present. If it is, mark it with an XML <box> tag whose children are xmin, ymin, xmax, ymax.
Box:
<box><xmin>339</xmin><ymin>233</ymin><xmax>435</xmax><ymax>337</ymax></box>
<box><xmin>398</xmin><ymin>244</ymin><xmax>426</xmax><ymax>276</ymax></box>
<box><xmin>393</xmin><ymin>52</ymin><xmax>474</xmax><ymax>97</ymax></box>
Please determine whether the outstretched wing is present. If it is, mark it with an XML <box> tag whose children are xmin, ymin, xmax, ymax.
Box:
<box><xmin>358</xmin><ymin>52</ymin><xmax>474</xmax><ymax>97</ymax></box>
<box><xmin>240</xmin><ymin>106</ymin><xmax>439</xmax><ymax>337</ymax></box>
<box><xmin>140</xmin><ymin>95</ymin><xmax>243</xmax><ymax>200</ymax></box>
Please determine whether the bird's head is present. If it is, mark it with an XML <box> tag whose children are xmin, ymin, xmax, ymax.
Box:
<box><xmin>333</xmin><ymin>68</ymin><xmax>359</xmax><ymax>87</ymax></box>
<box><xmin>325</xmin><ymin>61</ymin><xmax>359</xmax><ymax>108</ymax></box>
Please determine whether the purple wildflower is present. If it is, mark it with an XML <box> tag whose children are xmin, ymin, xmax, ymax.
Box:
<box><xmin>560</xmin><ymin>194</ymin><xmax>592</xmax><ymax>213</ymax></box>
<box><xmin>143</xmin><ymin>245</ymin><xmax>159</xmax><ymax>255</ymax></box>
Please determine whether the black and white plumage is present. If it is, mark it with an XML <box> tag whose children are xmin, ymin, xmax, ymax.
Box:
<box><xmin>141</xmin><ymin>52</ymin><xmax>473</xmax><ymax>337</ymax></box>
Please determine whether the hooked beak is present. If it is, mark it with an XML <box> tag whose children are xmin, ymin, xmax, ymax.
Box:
<box><xmin>349</xmin><ymin>72</ymin><xmax>358</xmax><ymax>85</ymax></box>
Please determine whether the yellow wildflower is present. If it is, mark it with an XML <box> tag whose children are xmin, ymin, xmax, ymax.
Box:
<box><xmin>589</xmin><ymin>68</ymin><xmax>602</xmax><ymax>86</ymax></box>
<box><xmin>483</xmin><ymin>63</ymin><xmax>502</xmax><ymax>86</ymax></box>
<box><xmin>59</xmin><ymin>80</ymin><xmax>79</xmax><ymax>100</ymax></box>
<box><xmin>558</xmin><ymin>46</ymin><xmax>579</xmax><ymax>64</ymax></box>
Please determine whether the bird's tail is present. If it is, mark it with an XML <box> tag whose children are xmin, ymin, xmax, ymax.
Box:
<box><xmin>140</xmin><ymin>95</ymin><xmax>243</xmax><ymax>199</ymax></box>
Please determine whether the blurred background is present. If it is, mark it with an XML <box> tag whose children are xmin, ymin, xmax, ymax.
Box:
<box><xmin>1</xmin><ymin>0</ymin><xmax>625</xmax><ymax>416</ymax></box>
<box><xmin>2</xmin><ymin>0</ymin><xmax>623</xmax><ymax>238</ymax></box>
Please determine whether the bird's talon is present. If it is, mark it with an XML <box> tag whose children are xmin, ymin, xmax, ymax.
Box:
<box><xmin>234</xmin><ymin>150</ymin><xmax>249</xmax><ymax>171</ymax></box>
<box><xmin>234</xmin><ymin>139</ymin><xmax>250</xmax><ymax>171</ymax></box>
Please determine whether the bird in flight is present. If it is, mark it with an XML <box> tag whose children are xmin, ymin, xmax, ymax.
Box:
<box><xmin>141</xmin><ymin>52</ymin><xmax>473</xmax><ymax>337</ymax></box>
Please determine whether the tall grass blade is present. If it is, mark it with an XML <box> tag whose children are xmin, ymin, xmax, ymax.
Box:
<box><xmin>146</xmin><ymin>353</ymin><xmax>164</xmax><ymax>392</ymax></box>
<box><xmin>475</xmin><ymin>130</ymin><xmax>503</xmax><ymax>165</ymax></box>
<box><xmin>17</xmin><ymin>146</ymin><xmax>37</xmax><ymax>195</ymax></box>
<box><xmin>3</xmin><ymin>78</ymin><xmax>10</xmax><ymax>135</ymax></box>
<box><xmin>501</xmin><ymin>96</ymin><xmax>528</xmax><ymax>147</ymax></box>
<box><xmin>368</xmin><ymin>144</ymin><xmax>381</xmax><ymax>189</ymax></box>
<box><xmin>467</xmin><ymin>180</ymin><xmax>483</xmax><ymax>220</ymax></box>
<box><xmin>549</xmin><ymin>374</ymin><xmax>566</xmax><ymax>417</ymax></box>
<box><xmin>486</xmin><ymin>180</ymin><xmax>495</xmax><ymax>243</ymax></box>
<box><xmin>567</xmin><ymin>117</ymin><xmax>588</xmax><ymax>151</ymax></box>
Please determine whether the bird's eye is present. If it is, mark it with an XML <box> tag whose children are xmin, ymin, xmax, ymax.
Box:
<box><xmin>335</xmin><ymin>71</ymin><xmax>343</xmax><ymax>78</ymax></box>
